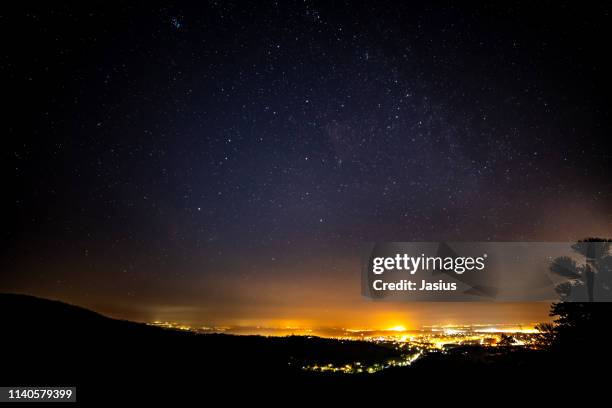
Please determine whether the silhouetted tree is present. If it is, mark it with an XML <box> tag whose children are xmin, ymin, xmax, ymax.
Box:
<box><xmin>547</xmin><ymin>302</ymin><xmax>612</xmax><ymax>354</ymax></box>
<box><xmin>539</xmin><ymin>238</ymin><xmax>612</xmax><ymax>367</ymax></box>
<box><xmin>497</xmin><ymin>334</ymin><xmax>515</xmax><ymax>347</ymax></box>
<box><xmin>534</xmin><ymin>322</ymin><xmax>556</xmax><ymax>348</ymax></box>
<box><xmin>549</xmin><ymin>238</ymin><xmax>612</xmax><ymax>301</ymax></box>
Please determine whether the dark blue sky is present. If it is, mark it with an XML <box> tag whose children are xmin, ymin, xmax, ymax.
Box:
<box><xmin>4</xmin><ymin>1</ymin><xmax>611</xmax><ymax>326</ymax></box>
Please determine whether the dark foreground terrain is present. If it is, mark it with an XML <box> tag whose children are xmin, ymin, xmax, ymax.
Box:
<box><xmin>0</xmin><ymin>294</ymin><xmax>608</xmax><ymax>402</ymax></box>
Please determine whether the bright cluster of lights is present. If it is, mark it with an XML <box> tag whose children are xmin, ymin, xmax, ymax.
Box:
<box><xmin>334</xmin><ymin>326</ymin><xmax>541</xmax><ymax>349</ymax></box>
<box><xmin>302</xmin><ymin>350</ymin><xmax>423</xmax><ymax>374</ymax></box>
<box><xmin>149</xmin><ymin>321</ymin><xmax>193</xmax><ymax>331</ymax></box>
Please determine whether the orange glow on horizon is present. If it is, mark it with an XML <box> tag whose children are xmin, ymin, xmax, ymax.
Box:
<box><xmin>386</xmin><ymin>325</ymin><xmax>408</xmax><ymax>332</ymax></box>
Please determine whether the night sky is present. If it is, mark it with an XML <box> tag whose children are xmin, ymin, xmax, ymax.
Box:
<box><xmin>4</xmin><ymin>2</ymin><xmax>612</xmax><ymax>328</ymax></box>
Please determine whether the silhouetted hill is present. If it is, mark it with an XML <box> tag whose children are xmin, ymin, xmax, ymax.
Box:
<box><xmin>2</xmin><ymin>293</ymin><xmax>605</xmax><ymax>402</ymax></box>
<box><xmin>0</xmin><ymin>293</ymin><xmax>408</xmax><ymax>400</ymax></box>
<box><xmin>1</xmin><ymin>293</ymin><xmax>134</xmax><ymax>334</ymax></box>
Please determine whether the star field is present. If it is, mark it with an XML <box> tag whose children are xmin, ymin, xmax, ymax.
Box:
<box><xmin>4</xmin><ymin>2</ymin><xmax>612</xmax><ymax>325</ymax></box>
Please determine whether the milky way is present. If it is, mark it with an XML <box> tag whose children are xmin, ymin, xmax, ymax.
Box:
<box><xmin>4</xmin><ymin>2</ymin><xmax>612</xmax><ymax>326</ymax></box>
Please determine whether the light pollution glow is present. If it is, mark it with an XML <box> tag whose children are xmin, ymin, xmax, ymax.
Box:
<box><xmin>12</xmin><ymin>255</ymin><xmax>554</xmax><ymax>333</ymax></box>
